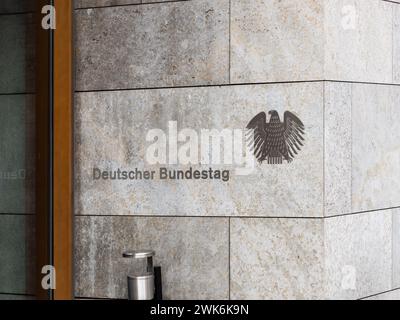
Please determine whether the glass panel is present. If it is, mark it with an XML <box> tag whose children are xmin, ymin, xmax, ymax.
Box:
<box><xmin>0</xmin><ymin>1</ymin><xmax>34</xmax><ymax>15</ymax></box>
<box><xmin>0</xmin><ymin>0</ymin><xmax>36</xmax><ymax>299</ymax></box>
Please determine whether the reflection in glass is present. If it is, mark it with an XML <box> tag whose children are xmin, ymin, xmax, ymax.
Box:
<box><xmin>0</xmin><ymin>0</ymin><xmax>36</xmax><ymax>300</ymax></box>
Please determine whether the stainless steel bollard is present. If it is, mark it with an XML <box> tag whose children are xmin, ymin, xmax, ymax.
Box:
<box><xmin>122</xmin><ymin>250</ymin><xmax>155</xmax><ymax>300</ymax></box>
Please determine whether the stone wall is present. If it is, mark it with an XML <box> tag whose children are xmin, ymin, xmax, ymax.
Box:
<box><xmin>74</xmin><ymin>0</ymin><xmax>400</xmax><ymax>299</ymax></box>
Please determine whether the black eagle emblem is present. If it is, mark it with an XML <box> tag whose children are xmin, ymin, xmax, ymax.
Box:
<box><xmin>246</xmin><ymin>110</ymin><xmax>305</xmax><ymax>164</ymax></box>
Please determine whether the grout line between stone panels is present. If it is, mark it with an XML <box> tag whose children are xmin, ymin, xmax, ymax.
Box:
<box><xmin>73</xmin><ymin>0</ymin><xmax>400</xmax><ymax>11</ymax></box>
<box><xmin>75</xmin><ymin>206</ymin><xmax>400</xmax><ymax>219</ymax></box>
<box><xmin>0</xmin><ymin>213</ymin><xmax>35</xmax><ymax>216</ymax></box>
<box><xmin>382</xmin><ymin>0</ymin><xmax>400</xmax><ymax>5</ymax></box>
<box><xmin>75</xmin><ymin>0</ymin><xmax>191</xmax><ymax>11</ymax></box>
<box><xmin>359</xmin><ymin>286</ymin><xmax>400</xmax><ymax>300</ymax></box>
<box><xmin>393</xmin><ymin>3</ymin><xmax>395</xmax><ymax>84</ymax></box>
<box><xmin>0</xmin><ymin>92</ymin><xmax>35</xmax><ymax>96</ymax></box>
<box><xmin>322</xmin><ymin>82</ymin><xmax>325</xmax><ymax>218</ymax></box>
<box><xmin>0</xmin><ymin>292</ymin><xmax>33</xmax><ymax>296</ymax></box>
<box><xmin>350</xmin><ymin>83</ymin><xmax>353</xmax><ymax>215</ymax></box>
<box><xmin>74</xmin><ymin>214</ymin><xmax>327</xmax><ymax>219</ymax></box>
<box><xmin>75</xmin><ymin>80</ymin><xmax>323</xmax><ymax>93</ymax></box>
<box><xmin>228</xmin><ymin>217</ymin><xmax>231</xmax><ymax>300</ymax></box>
<box><xmin>0</xmin><ymin>11</ymin><xmax>34</xmax><ymax>16</ymax></box>
<box><xmin>75</xmin><ymin>79</ymin><xmax>400</xmax><ymax>94</ymax></box>
<box><xmin>392</xmin><ymin>212</ymin><xmax>394</xmax><ymax>289</ymax></box>
<box><xmin>228</xmin><ymin>0</ymin><xmax>231</xmax><ymax>85</ymax></box>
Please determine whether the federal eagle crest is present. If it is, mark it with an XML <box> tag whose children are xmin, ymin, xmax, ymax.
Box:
<box><xmin>246</xmin><ymin>110</ymin><xmax>305</xmax><ymax>164</ymax></box>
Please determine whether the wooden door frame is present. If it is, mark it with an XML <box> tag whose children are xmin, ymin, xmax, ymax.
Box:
<box><xmin>53</xmin><ymin>0</ymin><xmax>73</xmax><ymax>300</ymax></box>
<box><xmin>36</xmin><ymin>0</ymin><xmax>73</xmax><ymax>300</ymax></box>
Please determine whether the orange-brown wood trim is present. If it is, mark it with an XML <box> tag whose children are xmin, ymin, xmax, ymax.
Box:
<box><xmin>53</xmin><ymin>0</ymin><xmax>73</xmax><ymax>300</ymax></box>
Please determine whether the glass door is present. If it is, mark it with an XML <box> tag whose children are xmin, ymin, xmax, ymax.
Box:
<box><xmin>0</xmin><ymin>0</ymin><xmax>77</xmax><ymax>301</ymax></box>
<box><xmin>0</xmin><ymin>0</ymin><xmax>37</xmax><ymax>300</ymax></box>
